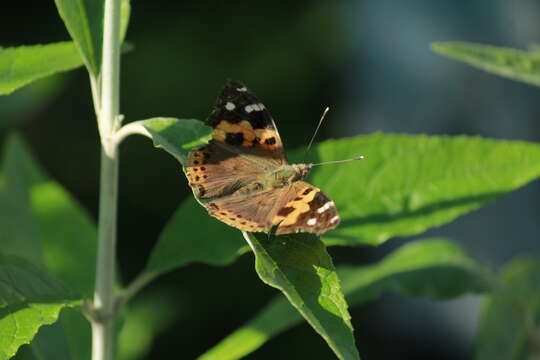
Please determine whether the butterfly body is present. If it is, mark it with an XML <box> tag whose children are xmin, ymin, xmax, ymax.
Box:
<box><xmin>185</xmin><ymin>81</ymin><xmax>340</xmax><ymax>235</ymax></box>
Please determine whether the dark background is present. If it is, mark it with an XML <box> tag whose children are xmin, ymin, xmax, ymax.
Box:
<box><xmin>2</xmin><ymin>1</ymin><xmax>540</xmax><ymax>359</ymax></box>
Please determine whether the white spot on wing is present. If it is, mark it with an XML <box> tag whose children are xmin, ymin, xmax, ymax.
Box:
<box><xmin>237</xmin><ymin>86</ymin><xmax>247</xmax><ymax>92</ymax></box>
<box><xmin>225</xmin><ymin>102</ymin><xmax>236</xmax><ymax>111</ymax></box>
<box><xmin>317</xmin><ymin>201</ymin><xmax>335</xmax><ymax>214</ymax></box>
<box><xmin>330</xmin><ymin>215</ymin><xmax>339</xmax><ymax>223</ymax></box>
<box><xmin>307</xmin><ymin>218</ymin><xmax>317</xmax><ymax>226</ymax></box>
<box><xmin>245</xmin><ymin>103</ymin><xmax>265</xmax><ymax>113</ymax></box>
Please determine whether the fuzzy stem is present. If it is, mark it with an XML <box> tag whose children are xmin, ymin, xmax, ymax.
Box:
<box><xmin>92</xmin><ymin>0</ymin><xmax>122</xmax><ymax>359</ymax></box>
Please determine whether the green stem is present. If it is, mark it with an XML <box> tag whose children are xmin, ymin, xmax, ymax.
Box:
<box><xmin>92</xmin><ymin>0</ymin><xmax>121</xmax><ymax>359</ymax></box>
<box><xmin>115</xmin><ymin>271</ymin><xmax>158</xmax><ymax>311</ymax></box>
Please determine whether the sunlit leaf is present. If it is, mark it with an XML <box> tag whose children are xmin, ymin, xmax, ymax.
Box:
<box><xmin>0</xmin><ymin>254</ymin><xmax>80</xmax><ymax>360</ymax></box>
<box><xmin>307</xmin><ymin>134</ymin><xmax>540</xmax><ymax>246</ymax></box>
<box><xmin>0</xmin><ymin>42</ymin><xmax>84</xmax><ymax>96</ymax></box>
<box><xmin>244</xmin><ymin>232</ymin><xmax>359</xmax><ymax>360</ymax></box>
<box><xmin>432</xmin><ymin>42</ymin><xmax>540</xmax><ymax>87</ymax></box>
<box><xmin>147</xmin><ymin>134</ymin><xmax>540</xmax><ymax>276</ymax></box>
<box><xmin>54</xmin><ymin>0</ymin><xmax>131</xmax><ymax>75</ymax></box>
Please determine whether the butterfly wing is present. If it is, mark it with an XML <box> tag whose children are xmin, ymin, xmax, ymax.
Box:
<box><xmin>205</xmin><ymin>187</ymin><xmax>285</xmax><ymax>232</ymax></box>
<box><xmin>205</xmin><ymin>181</ymin><xmax>340</xmax><ymax>235</ymax></box>
<box><xmin>186</xmin><ymin>142</ymin><xmax>268</xmax><ymax>199</ymax></box>
<box><xmin>272</xmin><ymin>181</ymin><xmax>340</xmax><ymax>235</ymax></box>
<box><xmin>206</xmin><ymin>80</ymin><xmax>287</xmax><ymax>163</ymax></box>
<box><xmin>186</xmin><ymin>80</ymin><xmax>287</xmax><ymax>199</ymax></box>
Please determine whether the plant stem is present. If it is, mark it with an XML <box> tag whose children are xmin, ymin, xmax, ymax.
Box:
<box><xmin>92</xmin><ymin>0</ymin><xmax>121</xmax><ymax>359</ymax></box>
<box><xmin>115</xmin><ymin>271</ymin><xmax>158</xmax><ymax>311</ymax></box>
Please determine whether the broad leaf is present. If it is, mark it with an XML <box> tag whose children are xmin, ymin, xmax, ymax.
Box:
<box><xmin>0</xmin><ymin>42</ymin><xmax>84</xmax><ymax>96</ymax></box>
<box><xmin>475</xmin><ymin>257</ymin><xmax>540</xmax><ymax>360</ymax></box>
<box><xmin>147</xmin><ymin>134</ymin><xmax>540</xmax><ymax>276</ymax></box>
<box><xmin>54</xmin><ymin>0</ymin><xmax>131</xmax><ymax>75</ymax></box>
<box><xmin>0</xmin><ymin>254</ymin><xmax>80</xmax><ymax>360</ymax></box>
<box><xmin>1</xmin><ymin>134</ymin><xmax>97</xmax><ymax>296</ymax></box>
<box><xmin>1</xmin><ymin>134</ymin><xmax>96</xmax><ymax>359</ymax></box>
<box><xmin>244</xmin><ymin>232</ymin><xmax>359</xmax><ymax>360</ymax></box>
<box><xmin>199</xmin><ymin>238</ymin><xmax>487</xmax><ymax>360</ymax></box>
<box><xmin>145</xmin><ymin>197</ymin><xmax>247</xmax><ymax>275</ymax></box>
<box><xmin>1</xmin><ymin>136</ymin><xmax>47</xmax><ymax>265</ymax></box>
<box><xmin>127</xmin><ymin>117</ymin><xmax>212</xmax><ymax>166</ymax></box>
<box><xmin>58</xmin><ymin>310</ymin><xmax>91</xmax><ymax>360</ymax></box>
<box><xmin>308</xmin><ymin>134</ymin><xmax>540</xmax><ymax>246</ymax></box>
<box><xmin>432</xmin><ymin>42</ymin><xmax>540</xmax><ymax>87</ymax></box>
<box><xmin>118</xmin><ymin>288</ymin><xmax>180</xmax><ymax>360</ymax></box>
<box><xmin>14</xmin><ymin>321</ymin><xmax>72</xmax><ymax>360</ymax></box>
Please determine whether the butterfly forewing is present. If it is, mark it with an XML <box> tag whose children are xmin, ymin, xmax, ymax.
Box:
<box><xmin>205</xmin><ymin>80</ymin><xmax>287</xmax><ymax>163</ymax></box>
<box><xmin>186</xmin><ymin>142</ymin><xmax>269</xmax><ymax>199</ymax></box>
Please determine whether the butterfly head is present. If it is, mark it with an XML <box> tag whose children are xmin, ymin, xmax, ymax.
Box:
<box><xmin>291</xmin><ymin>163</ymin><xmax>312</xmax><ymax>179</ymax></box>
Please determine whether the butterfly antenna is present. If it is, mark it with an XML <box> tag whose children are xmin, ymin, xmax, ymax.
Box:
<box><xmin>304</xmin><ymin>107</ymin><xmax>330</xmax><ymax>160</ymax></box>
<box><xmin>311</xmin><ymin>155</ymin><xmax>365</xmax><ymax>167</ymax></box>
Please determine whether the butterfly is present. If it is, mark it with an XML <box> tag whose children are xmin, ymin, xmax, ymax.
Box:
<box><xmin>185</xmin><ymin>80</ymin><xmax>340</xmax><ymax>235</ymax></box>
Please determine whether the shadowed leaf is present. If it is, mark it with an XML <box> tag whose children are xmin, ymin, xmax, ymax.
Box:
<box><xmin>243</xmin><ymin>232</ymin><xmax>359</xmax><ymax>360</ymax></box>
<box><xmin>133</xmin><ymin>117</ymin><xmax>212</xmax><ymax>166</ymax></box>
<box><xmin>475</xmin><ymin>257</ymin><xmax>540</xmax><ymax>360</ymax></box>
<box><xmin>1</xmin><ymin>134</ymin><xmax>96</xmax><ymax>359</ymax></box>
<box><xmin>199</xmin><ymin>238</ymin><xmax>487</xmax><ymax>360</ymax></box>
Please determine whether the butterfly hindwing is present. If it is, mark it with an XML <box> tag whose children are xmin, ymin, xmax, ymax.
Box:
<box><xmin>205</xmin><ymin>188</ymin><xmax>285</xmax><ymax>233</ymax></box>
<box><xmin>205</xmin><ymin>181</ymin><xmax>339</xmax><ymax>235</ymax></box>
<box><xmin>272</xmin><ymin>181</ymin><xmax>340</xmax><ymax>235</ymax></box>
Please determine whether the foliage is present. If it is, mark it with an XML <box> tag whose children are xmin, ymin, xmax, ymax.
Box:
<box><xmin>1</xmin><ymin>2</ymin><xmax>540</xmax><ymax>360</ymax></box>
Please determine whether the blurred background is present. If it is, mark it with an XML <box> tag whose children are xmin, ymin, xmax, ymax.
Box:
<box><xmin>2</xmin><ymin>0</ymin><xmax>540</xmax><ymax>359</ymax></box>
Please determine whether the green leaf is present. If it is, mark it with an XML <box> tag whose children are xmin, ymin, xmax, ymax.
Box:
<box><xmin>132</xmin><ymin>117</ymin><xmax>212</xmax><ymax>166</ymax></box>
<box><xmin>145</xmin><ymin>134</ymin><xmax>540</xmax><ymax>278</ymax></box>
<box><xmin>1</xmin><ymin>134</ymin><xmax>97</xmax><ymax>296</ymax></box>
<box><xmin>0</xmin><ymin>136</ymin><xmax>46</xmax><ymax>265</ymax></box>
<box><xmin>54</xmin><ymin>0</ymin><xmax>131</xmax><ymax>75</ymax></box>
<box><xmin>200</xmin><ymin>238</ymin><xmax>487</xmax><ymax>360</ymax></box>
<box><xmin>0</xmin><ymin>42</ymin><xmax>84</xmax><ymax>96</ymax></box>
<box><xmin>308</xmin><ymin>134</ymin><xmax>540</xmax><ymax>246</ymax></box>
<box><xmin>118</xmin><ymin>288</ymin><xmax>180</xmax><ymax>360</ymax></box>
<box><xmin>145</xmin><ymin>197</ymin><xmax>247</xmax><ymax>275</ymax></box>
<box><xmin>475</xmin><ymin>257</ymin><xmax>540</xmax><ymax>360</ymax></box>
<box><xmin>119</xmin><ymin>0</ymin><xmax>131</xmax><ymax>43</ymax></box>
<box><xmin>31</xmin><ymin>181</ymin><xmax>97</xmax><ymax>297</ymax></box>
<box><xmin>0</xmin><ymin>254</ymin><xmax>80</xmax><ymax>360</ymax></box>
<box><xmin>58</xmin><ymin>309</ymin><xmax>91</xmax><ymax>360</ymax></box>
<box><xmin>431</xmin><ymin>42</ymin><xmax>540</xmax><ymax>87</ymax></box>
<box><xmin>54</xmin><ymin>0</ymin><xmax>103</xmax><ymax>74</ymax></box>
<box><xmin>1</xmin><ymin>134</ymin><xmax>96</xmax><ymax>358</ymax></box>
<box><xmin>14</xmin><ymin>321</ymin><xmax>72</xmax><ymax>360</ymax></box>
<box><xmin>245</xmin><ymin>232</ymin><xmax>359</xmax><ymax>360</ymax></box>
<box><xmin>339</xmin><ymin>238</ymin><xmax>488</xmax><ymax>302</ymax></box>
